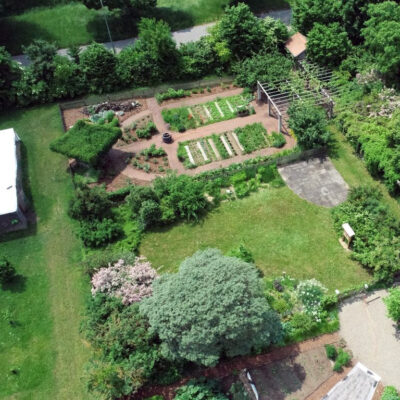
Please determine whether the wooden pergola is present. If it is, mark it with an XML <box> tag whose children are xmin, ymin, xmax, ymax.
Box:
<box><xmin>257</xmin><ymin>60</ymin><xmax>344</xmax><ymax>133</ymax></box>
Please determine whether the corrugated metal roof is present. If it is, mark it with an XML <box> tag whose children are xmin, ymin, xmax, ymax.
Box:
<box><xmin>0</xmin><ymin>128</ymin><xmax>19</xmax><ymax>215</ymax></box>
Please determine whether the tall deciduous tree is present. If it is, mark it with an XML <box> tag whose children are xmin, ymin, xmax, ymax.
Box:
<box><xmin>117</xmin><ymin>18</ymin><xmax>179</xmax><ymax>85</ymax></box>
<box><xmin>307</xmin><ymin>23</ymin><xmax>351</xmax><ymax>68</ymax></box>
<box><xmin>288</xmin><ymin>101</ymin><xmax>330</xmax><ymax>149</ymax></box>
<box><xmin>292</xmin><ymin>0</ymin><xmax>341</xmax><ymax>35</ymax></box>
<box><xmin>140</xmin><ymin>248</ymin><xmax>283</xmax><ymax>367</ymax></box>
<box><xmin>211</xmin><ymin>3</ymin><xmax>279</xmax><ymax>60</ymax></box>
<box><xmin>362</xmin><ymin>2</ymin><xmax>400</xmax><ymax>77</ymax></box>
<box><xmin>80</xmin><ymin>42</ymin><xmax>118</xmax><ymax>93</ymax></box>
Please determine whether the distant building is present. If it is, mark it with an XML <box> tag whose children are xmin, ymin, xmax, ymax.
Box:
<box><xmin>285</xmin><ymin>32</ymin><xmax>307</xmax><ymax>60</ymax></box>
<box><xmin>0</xmin><ymin>128</ymin><xmax>28</xmax><ymax>233</ymax></box>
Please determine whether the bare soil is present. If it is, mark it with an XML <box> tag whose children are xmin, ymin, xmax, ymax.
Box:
<box><xmin>62</xmin><ymin>98</ymin><xmax>148</xmax><ymax>129</ymax></box>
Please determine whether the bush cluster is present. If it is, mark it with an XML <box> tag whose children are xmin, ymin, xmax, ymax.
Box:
<box><xmin>155</xmin><ymin>88</ymin><xmax>190</xmax><ymax>104</ymax></box>
<box><xmin>332</xmin><ymin>186</ymin><xmax>400</xmax><ymax>282</ymax></box>
<box><xmin>69</xmin><ymin>185</ymin><xmax>122</xmax><ymax>248</ymax></box>
<box><xmin>382</xmin><ymin>386</ymin><xmax>400</xmax><ymax>400</ymax></box>
<box><xmin>1</xmin><ymin>4</ymin><xmax>290</xmax><ymax>111</ymax></box>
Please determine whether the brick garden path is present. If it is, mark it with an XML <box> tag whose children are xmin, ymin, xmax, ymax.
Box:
<box><xmin>112</xmin><ymin>88</ymin><xmax>296</xmax><ymax>183</ymax></box>
<box><xmin>133</xmin><ymin>332</ymin><xmax>340</xmax><ymax>400</ymax></box>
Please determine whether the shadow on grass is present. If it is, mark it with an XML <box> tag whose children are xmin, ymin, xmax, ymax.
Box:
<box><xmin>152</xmin><ymin>8</ymin><xmax>195</xmax><ymax>31</ymax></box>
<box><xmin>0</xmin><ymin>18</ymin><xmax>53</xmax><ymax>54</ymax></box>
<box><xmin>1</xmin><ymin>274</ymin><xmax>27</xmax><ymax>293</ymax></box>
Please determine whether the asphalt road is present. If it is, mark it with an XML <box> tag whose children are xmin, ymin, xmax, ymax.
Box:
<box><xmin>12</xmin><ymin>9</ymin><xmax>291</xmax><ymax>66</ymax></box>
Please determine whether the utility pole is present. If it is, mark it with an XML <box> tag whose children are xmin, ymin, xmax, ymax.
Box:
<box><xmin>100</xmin><ymin>0</ymin><xmax>116</xmax><ymax>54</ymax></box>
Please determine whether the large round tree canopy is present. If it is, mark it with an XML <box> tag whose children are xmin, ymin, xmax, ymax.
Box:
<box><xmin>140</xmin><ymin>248</ymin><xmax>282</xmax><ymax>367</ymax></box>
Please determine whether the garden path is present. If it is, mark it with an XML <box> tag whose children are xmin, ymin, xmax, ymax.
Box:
<box><xmin>339</xmin><ymin>290</ymin><xmax>400</xmax><ymax>390</ymax></box>
<box><xmin>134</xmin><ymin>332</ymin><xmax>340</xmax><ymax>399</ymax></box>
<box><xmin>113</xmin><ymin>89</ymin><xmax>295</xmax><ymax>183</ymax></box>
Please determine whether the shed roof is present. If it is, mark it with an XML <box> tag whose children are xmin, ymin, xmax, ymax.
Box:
<box><xmin>285</xmin><ymin>32</ymin><xmax>307</xmax><ymax>58</ymax></box>
<box><xmin>0</xmin><ymin>128</ymin><xmax>19</xmax><ymax>215</ymax></box>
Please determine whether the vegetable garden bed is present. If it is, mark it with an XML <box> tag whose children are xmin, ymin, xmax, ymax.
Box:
<box><xmin>177</xmin><ymin>123</ymin><xmax>271</xmax><ymax>168</ymax></box>
<box><xmin>162</xmin><ymin>93</ymin><xmax>254</xmax><ymax>132</ymax></box>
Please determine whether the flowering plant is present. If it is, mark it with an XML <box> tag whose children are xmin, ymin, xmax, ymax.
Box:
<box><xmin>91</xmin><ymin>256</ymin><xmax>158</xmax><ymax>304</ymax></box>
<box><xmin>296</xmin><ymin>279</ymin><xmax>327</xmax><ymax>321</ymax></box>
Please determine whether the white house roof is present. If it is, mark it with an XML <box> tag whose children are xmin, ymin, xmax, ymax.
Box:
<box><xmin>0</xmin><ymin>128</ymin><xmax>19</xmax><ymax>215</ymax></box>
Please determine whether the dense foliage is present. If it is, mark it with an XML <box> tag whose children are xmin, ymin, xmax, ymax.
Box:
<box><xmin>0</xmin><ymin>3</ymin><xmax>292</xmax><ymax>110</ymax></box>
<box><xmin>81</xmin><ymin>294</ymin><xmax>178</xmax><ymax>399</ymax></box>
<box><xmin>383</xmin><ymin>288</ymin><xmax>400</xmax><ymax>322</ymax></box>
<box><xmin>140</xmin><ymin>248</ymin><xmax>283</xmax><ymax>366</ymax></box>
<box><xmin>233</xmin><ymin>52</ymin><xmax>293</xmax><ymax>89</ymax></box>
<box><xmin>174</xmin><ymin>379</ymin><xmax>228</xmax><ymax>400</ymax></box>
<box><xmin>50</xmin><ymin>120</ymin><xmax>121</xmax><ymax>166</ymax></box>
<box><xmin>288</xmin><ymin>101</ymin><xmax>330</xmax><ymax>149</ymax></box>
<box><xmin>307</xmin><ymin>23</ymin><xmax>352</xmax><ymax>68</ymax></box>
<box><xmin>335</xmin><ymin>82</ymin><xmax>400</xmax><ymax>194</ymax></box>
<box><xmin>332</xmin><ymin>186</ymin><xmax>400</xmax><ymax>282</ymax></box>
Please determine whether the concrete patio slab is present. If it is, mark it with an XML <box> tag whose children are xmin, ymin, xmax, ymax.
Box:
<box><xmin>278</xmin><ymin>157</ymin><xmax>348</xmax><ymax>207</ymax></box>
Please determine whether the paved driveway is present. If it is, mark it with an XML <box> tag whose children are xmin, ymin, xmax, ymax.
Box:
<box><xmin>339</xmin><ymin>290</ymin><xmax>400</xmax><ymax>390</ymax></box>
<box><xmin>278</xmin><ymin>157</ymin><xmax>349</xmax><ymax>207</ymax></box>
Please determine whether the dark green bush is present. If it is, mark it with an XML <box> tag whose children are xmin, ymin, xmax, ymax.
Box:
<box><xmin>78</xmin><ymin>218</ymin><xmax>122</xmax><ymax>248</ymax></box>
<box><xmin>175</xmin><ymin>379</ymin><xmax>228</xmax><ymax>400</ymax></box>
<box><xmin>69</xmin><ymin>185</ymin><xmax>112</xmax><ymax>221</ymax></box>
<box><xmin>333</xmin><ymin>348</ymin><xmax>351</xmax><ymax>372</ymax></box>
<box><xmin>50</xmin><ymin>120</ymin><xmax>121</xmax><ymax>166</ymax></box>
<box><xmin>126</xmin><ymin>185</ymin><xmax>158</xmax><ymax>214</ymax></box>
<box><xmin>139</xmin><ymin>200</ymin><xmax>162</xmax><ymax>229</ymax></box>
<box><xmin>325</xmin><ymin>344</ymin><xmax>337</xmax><ymax>360</ymax></box>
<box><xmin>0</xmin><ymin>257</ymin><xmax>16</xmax><ymax>284</ymax></box>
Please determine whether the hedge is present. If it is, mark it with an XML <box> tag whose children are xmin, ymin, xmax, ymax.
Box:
<box><xmin>50</xmin><ymin>120</ymin><xmax>121</xmax><ymax>166</ymax></box>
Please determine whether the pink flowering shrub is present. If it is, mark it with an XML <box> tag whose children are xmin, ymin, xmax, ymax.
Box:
<box><xmin>91</xmin><ymin>257</ymin><xmax>158</xmax><ymax>304</ymax></box>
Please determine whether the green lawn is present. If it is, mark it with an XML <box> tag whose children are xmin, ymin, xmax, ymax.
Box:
<box><xmin>140</xmin><ymin>186</ymin><xmax>371</xmax><ymax>291</ymax></box>
<box><xmin>0</xmin><ymin>106</ymin><xmax>90</xmax><ymax>399</ymax></box>
<box><xmin>0</xmin><ymin>0</ymin><xmax>289</xmax><ymax>54</ymax></box>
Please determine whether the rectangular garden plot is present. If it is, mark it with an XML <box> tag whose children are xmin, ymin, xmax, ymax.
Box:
<box><xmin>177</xmin><ymin>123</ymin><xmax>270</xmax><ymax>168</ymax></box>
<box><xmin>162</xmin><ymin>93</ymin><xmax>254</xmax><ymax>132</ymax></box>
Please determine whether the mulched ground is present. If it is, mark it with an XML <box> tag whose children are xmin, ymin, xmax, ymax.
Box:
<box><xmin>133</xmin><ymin>333</ymin><xmax>340</xmax><ymax>400</ymax></box>
<box><xmin>62</xmin><ymin>98</ymin><xmax>148</xmax><ymax>130</ymax></box>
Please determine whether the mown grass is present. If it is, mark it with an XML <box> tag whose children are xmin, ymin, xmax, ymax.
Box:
<box><xmin>140</xmin><ymin>186</ymin><xmax>371</xmax><ymax>291</ymax></box>
<box><xmin>0</xmin><ymin>106</ymin><xmax>91</xmax><ymax>399</ymax></box>
<box><xmin>0</xmin><ymin>0</ymin><xmax>289</xmax><ymax>54</ymax></box>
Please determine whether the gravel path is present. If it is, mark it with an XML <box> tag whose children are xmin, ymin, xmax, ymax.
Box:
<box><xmin>12</xmin><ymin>9</ymin><xmax>291</xmax><ymax>66</ymax></box>
<box><xmin>339</xmin><ymin>290</ymin><xmax>400</xmax><ymax>390</ymax></box>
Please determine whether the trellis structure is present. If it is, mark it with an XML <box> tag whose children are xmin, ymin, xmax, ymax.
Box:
<box><xmin>257</xmin><ymin>60</ymin><xmax>345</xmax><ymax>133</ymax></box>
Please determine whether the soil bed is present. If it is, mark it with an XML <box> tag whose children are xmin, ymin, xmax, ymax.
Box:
<box><xmin>62</xmin><ymin>98</ymin><xmax>148</xmax><ymax>129</ymax></box>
